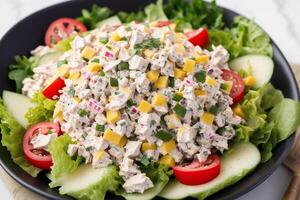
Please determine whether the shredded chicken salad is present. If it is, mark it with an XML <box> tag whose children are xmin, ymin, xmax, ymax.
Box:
<box><xmin>22</xmin><ymin>22</ymin><xmax>243</xmax><ymax>193</ymax></box>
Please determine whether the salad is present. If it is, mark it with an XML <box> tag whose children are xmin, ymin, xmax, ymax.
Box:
<box><xmin>1</xmin><ymin>0</ymin><xmax>300</xmax><ymax>199</ymax></box>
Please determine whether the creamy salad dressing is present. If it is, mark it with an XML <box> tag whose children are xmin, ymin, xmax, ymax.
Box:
<box><xmin>22</xmin><ymin>21</ymin><xmax>243</xmax><ymax>193</ymax></box>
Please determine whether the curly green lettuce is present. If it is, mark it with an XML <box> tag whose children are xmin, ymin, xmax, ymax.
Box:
<box><xmin>236</xmin><ymin>84</ymin><xmax>300</xmax><ymax>162</ymax></box>
<box><xmin>25</xmin><ymin>92</ymin><xmax>57</xmax><ymax>126</ymax></box>
<box><xmin>48</xmin><ymin>134</ymin><xmax>83</xmax><ymax>181</ymax></box>
<box><xmin>0</xmin><ymin>100</ymin><xmax>41</xmax><ymax>177</ymax></box>
<box><xmin>209</xmin><ymin>16</ymin><xmax>273</xmax><ymax>59</ymax></box>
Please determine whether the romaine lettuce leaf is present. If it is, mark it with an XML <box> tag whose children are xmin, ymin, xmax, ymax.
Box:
<box><xmin>0</xmin><ymin>100</ymin><xmax>41</xmax><ymax>177</ymax></box>
<box><xmin>25</xmin><ymin>92</ymin><xmax>56</xmax><ymax>126</ymax></box>
<box><xmin>144</xmin><ymin>0</ymin><xmax>167</xmax><ymax>22</ymax></box>
<box><xmin>48</xmin><ymin>134</ymin><xmax>83</xmax><ymax>182</ymax></box>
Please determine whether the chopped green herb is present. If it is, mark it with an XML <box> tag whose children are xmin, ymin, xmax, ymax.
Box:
<box><xmin>110</xmin><ymin>77</ymin><xmax>119</xmax><ymax>87</ymax></box>
<box><xmin>91</xmin><ymin>58</ymin><xmax>100</xmax><ymax>63</ymax></box>
<box><xmin>48</xmin><ymin>130</ymin><xmax>53</xmax><ymax>134</ymax></box>
<box><xmin>168</xmin><ymin>77</ymin><xmax>175</xmax><ymax>87</ymax></box>
<box><xmin>140</xmin><ymin>156</ymin><xmax>150</xmax><ymax>167</ymax></box>
<box><xmin>99</xmin><ymin>71</ymin><xmax>106</xmax><ymax>77</ymax></box>
<box><xmin>126</xmin><ymin>99</ymin><xmax>135</xmax><ymax>107</ymax></box>
<box><xmin>78</xmin><ymin>109</ymin><xmax>88</xmax><ymax>117</ymax></box>
<box><xmin>155</xmin><ymin>130</ymin><xmax>173</xmax><ymax>142</ymax></box>
<box><xmin>173</xmin><ymin>103</ymin><xmax>187</xmax><ymax>117</ymax></box>
<box><xmin>172</xmin><ymin>93</ymin><xmax>183</xmax><ymax>102</ymax></box>
<box><xmin>96</xmin><ymin>124</ymin><xmax>105</xmax><ymax>132</ymax></box>
<box><xmin>150</xmin><ymin>120</ymin><xmax>157</xmax><ymax>127</ymax></box>
<box><xmin>99</xmin><ymin>37</ymin><xmax>108</xmax><ymax>44</ymax></box>
<box><xmin>57</xmin><ymin>60</ymin><xmax>68</xmax><ymax>67</ymax></box>
<box><xmin>134</xmin><ymin>38</ymin><xmax>161</xmax><ymax>54</ymax></box>
<box><xmin>117</xmin><ymin>61</ymin><xmax>129</xmax><ymax>70</ymax></box>
<box><xmin>68</xmin><ymin>88</ymin><xmax>75</xmax><ymax>97</ymax></box>
<box><xmin>195</xmin><ymin>70</ymin><xmax>206</xmax><ymax>83</ymax></box>
<box><xmin>209</xmin><ymin>105</ymin><xmax>219</xmax><ymax>115</ymax></box>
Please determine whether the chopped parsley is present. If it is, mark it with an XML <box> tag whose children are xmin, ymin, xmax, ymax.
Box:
<box><xmin>195</xmin><ymin>70</ymin><xmax>206</xmax><ymax>83</ymax></box>
<box><xmin>99</xmin><ymin>37</ymin><xmax>108</xmax><ymax>44</ymax></box>
<box><xmin>110</xmin><ymin>77</ymin><xmax>119</xmax><ymax>87</ymax></box>
<box><xmin>78</xmin><ymin>109</ymin><xmax>89</xmax><ymax>117</ymax></box>
<box><xmin>134</xmin><ymin>38</ymin><xmax>161</xmax><ymax>54</ymax></box>
<box><xmin>155</xmin><ymin>130</ymin><xmax>173</xmax><ymax>142</ymax></box>
<box><xmin>173</xmin><ymin>103</ymin><xmax>187</xmax><ymax>117</ymax></box>
<box><xmin>117</xmin><ymin>61</ymin><xmax>129</xmax><ymax>70</ymax></box>
<box><xmin>96</xmin><ymin>124</ymin><xmax>105</xmax><ymax>132</ymax></box>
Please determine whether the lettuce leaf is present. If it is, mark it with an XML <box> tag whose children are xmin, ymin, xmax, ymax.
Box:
<box><xmin>0</xmin><ymin>100</ymin><xmax>41</xmax><ymax>177</ymax></box>
<box><xmin>48</xmin><ymin>134</ymin><xmax>83</xmax><ymax>182</ymax></box>
<box><xmin>144</xmin><ymin>0</ymin><xmax>167</xmax><ymax>22</ymax></box>
<box><xmin>209</xmin><ymin>16</ymin><xmax>273</xmax><ymax>59</ymax></box>
<box><xmin>237</xmin><ymin>84</ymin><xmax>300</xmax><ymax>162</ymax></box>
<box><xmin>25</xmin><ymin>92</ymin><xmax>57</xmax><ymax>126</ymax></box>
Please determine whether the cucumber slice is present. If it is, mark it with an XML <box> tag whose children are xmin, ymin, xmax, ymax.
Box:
<box><xmin>37</xmin><ymin>51</ymin><xmax>63</xmax><ymax>66</ymax></box>
<box><xmin>159</xmin><ymin>142</ymin><xmax>261</xmax><ymax>200</ymax></box>
<box><xmin>229</xmin><ymin>55</ymin><xmax>274</xmax><ymax>88</ymax></box>
<box><xmin>49</xmin><ymin>164</ymin><xmax>120</xmax><ymax>200</ymax></box>
<box><xmin>97</xmin><ymin>16</ymin><xmax>122</xmax><ymax>28</ymax></box>
<box><xmin>2</xmin><ymin>91</ymin><xmax>33</xmax><ymax>128</ymax></box>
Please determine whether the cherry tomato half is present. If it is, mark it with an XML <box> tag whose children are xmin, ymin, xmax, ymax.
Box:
<box><xmin>156</xmin><ymin>20</ymin><xmax>172</xmax><ymax>27</ymax></box>
<box><xmin>23</xmin><ymin>122</ymin><xmax>61</xmax><ymax>170</ymax></box>
<box><xmin>173</xmin><ymin>155</ymin><xmax>221</xmax><ymax>185</ymax></box>
<box><xmin>185</xmin><ymin>27</ymin><xmax>209</xmax><ymax>48</ymax></box>
<box><xmin>42</xmin><ymin>77</ymin><xmax>66</xmax><ymax>100</ymax></box>
<box><xmin>45</xmin><ymin>18</ymin><xmax>87</xmax><ymax>47</ymax></box>
<box><xmin>221</xmin><ymin>69</ymin><xmax>245</xmax><ymax>104</ymax></box>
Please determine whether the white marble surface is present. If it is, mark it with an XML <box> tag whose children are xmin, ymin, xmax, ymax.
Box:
<box><xmin>0</xmin><ymin>0</ymin><xmax>299</xmax><ymax>200</ymax></box>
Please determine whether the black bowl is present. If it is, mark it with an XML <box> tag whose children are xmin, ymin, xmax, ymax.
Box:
<box><xmin>0</xmin><ymin>0</ymin><xmax>299</xmax><ymax>200</ymax></box>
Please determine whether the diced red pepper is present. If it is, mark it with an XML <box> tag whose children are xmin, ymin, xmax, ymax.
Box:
<box><xmin>42</xmin><ymin>77</ymin><xmax>65</xmax><ymax>100</ymax></box>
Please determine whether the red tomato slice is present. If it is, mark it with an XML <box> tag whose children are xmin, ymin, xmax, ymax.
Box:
<box><xmin>173</xmin><ymin>155</ymin><xmax>221</xmax><ymax>185</ymax></box>
<box><xmin>221</xmin><ymin>69</ymin><xmax>245</xmax><ymax>104</ymax></box>
<box><xmin>42</xmin><ymin>77</ymin><xmax>65</xmax><ymax>100</ymax></box>
<box><xmin>156</xmin><ymin>20</ymin><xmax>172</xmax><ymax>27</ymax></box>
<box><xmin>185</xmin><ymin>27</ymin><xmax>209</xmax><ymax>48</ymax></box>
<box><xmin>45</xmin><ymin>18</ymin><xmax>87</xmax><ymax>47</ymax></box>
<box><xmin>23</xmin><ymin>122</ymin><xmax>61</xmax><ymax>170</ymax></box>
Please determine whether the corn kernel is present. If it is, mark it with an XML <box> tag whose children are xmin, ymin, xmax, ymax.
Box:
<box><xmin>182</xmin><ymin>59</ymin><xmax>196</xmax><ymax>73</ymax></box>
<box><xmin>87</xmin><ymin>63</ymin><xmax>102</xmax><ymax>73</ymax></box>
<box><xmin>56</xmin><ymin>64</ymin><xmax>69</xmax><ymax>77</ymax></box>
<box><xmin>165</xmin><ymin>114</ymin><xmax>181</xmax><ymax>129</ymax></box>
<box><xmin>161</xmin><ymin>140</ymin><xmax>176</xmax><ymax>154</ymax></box>
<box><xmin>194</xmin><ymin>89</ymin><xmax>207</xmax><ymax>96</ymax></box>
<box><xmin>152</xmin><ymin>93</ymin><xmax>167</xmax><ymax>106</ymax></box>
<box><xmin>144</xmin><ymin>49</ymin><xmax>155</xmax><ymax>59</ymax></box>
<box><xmin>142</xmin><ymin>143</ymin><xmax>157</xmax><ymax>152</ymax></box>
<box><xmin>111</xmin><ymin>32</ymin><xmax>122</xmax><ymax>42</ymax></box>
<box><xmin>81</xmin><ymin>46</ymin><xmax>96</xmax><ymax>60</ymax></box>
<box><xmin>160</xmin><ymin>155</ymin><xmax>175</xmax><ymax>167</ymax></box>
<box><xmin>106</xmin><ymin>110</ymin><xmax>121</xmax><ymax>124</ymax></box>
<box><xmin>103</xmin><ymin>129</ymin><xmax>127</xmax><ymax>147</ymax></box>
<box><xmin>146</xmin><ymin>70</ymin><xmax>160</xmax><ymax>83</ymax></box>
<box><xmin>138</xmin><ymin>100</ymin><xmax>153</xmax><ymax>113</ymax></box>
<box><xmin>174</xmin><ymin>68</ymin><xmax>186</xmax><ymax>80</ymax></box>
<box><xmin>243</xmin><ymin>76</ymin><xmax>256</xmax><ymax>87</ymax></box>
<box><xmin>174</xmin><ymin>44</ymin><xmax>185</xmax><ymax>54</ymax></box>
<box><xmin>221</xmin><ymin>81</ymin><xmax>233</xmax><ymax>94</ymax></box>
<box><xmin>69</xmin><ymin>72</ymin><xmax>81</xmax><ymax>80</ymax></box>
<box><xmin>94</xmin><ymin>150</ymin><xmax>106</xmax><ymax>160</ymax></box>
<box><xmin>73</xmin><ymin>97</ymin><xmax>81</xmax><ymax>104</ymax></box>
<box><xmin>201</xmin><ymin>112</ymin><xmax>215</xmax><ymax>125</ymax></box>
<box><xmin>170</xmin><ymin>23</ymin><xmax>177</xmax><ymax>31</ymax></box>
<box><xmin>195</xmin><ymin>55</ymin><xmax>209</xmax><ymax>64</ymax></box>
<box><xmin>233</xmin><ymin>104</ymin><xmax>245</xmax><ymax>118</ymax></box>
<box><xmin>54</xmin><ymin>107</ymin><xmax>64</xmax><ymax>122</ymax></box>
<box><xmin>155</xmin><ymin>76</ymin><xmax>168</xmax><ymax>89</ymax></box>
<box><xmin>205</xmin><ymin>76</ymin><xmax>217</xmax><ymax>86</ymax></box>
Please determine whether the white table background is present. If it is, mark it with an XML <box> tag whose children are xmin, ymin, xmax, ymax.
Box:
<box><xmin>0</xmin><ymin>0</ymin><xmax>299</xmax><ymax>199</ymax></box>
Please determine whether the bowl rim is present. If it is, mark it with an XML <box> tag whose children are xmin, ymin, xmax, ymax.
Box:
<box><xmin>0</xmin><ymin>1</ymin><xmax>299</xmax><ymax>200</ymax></box>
